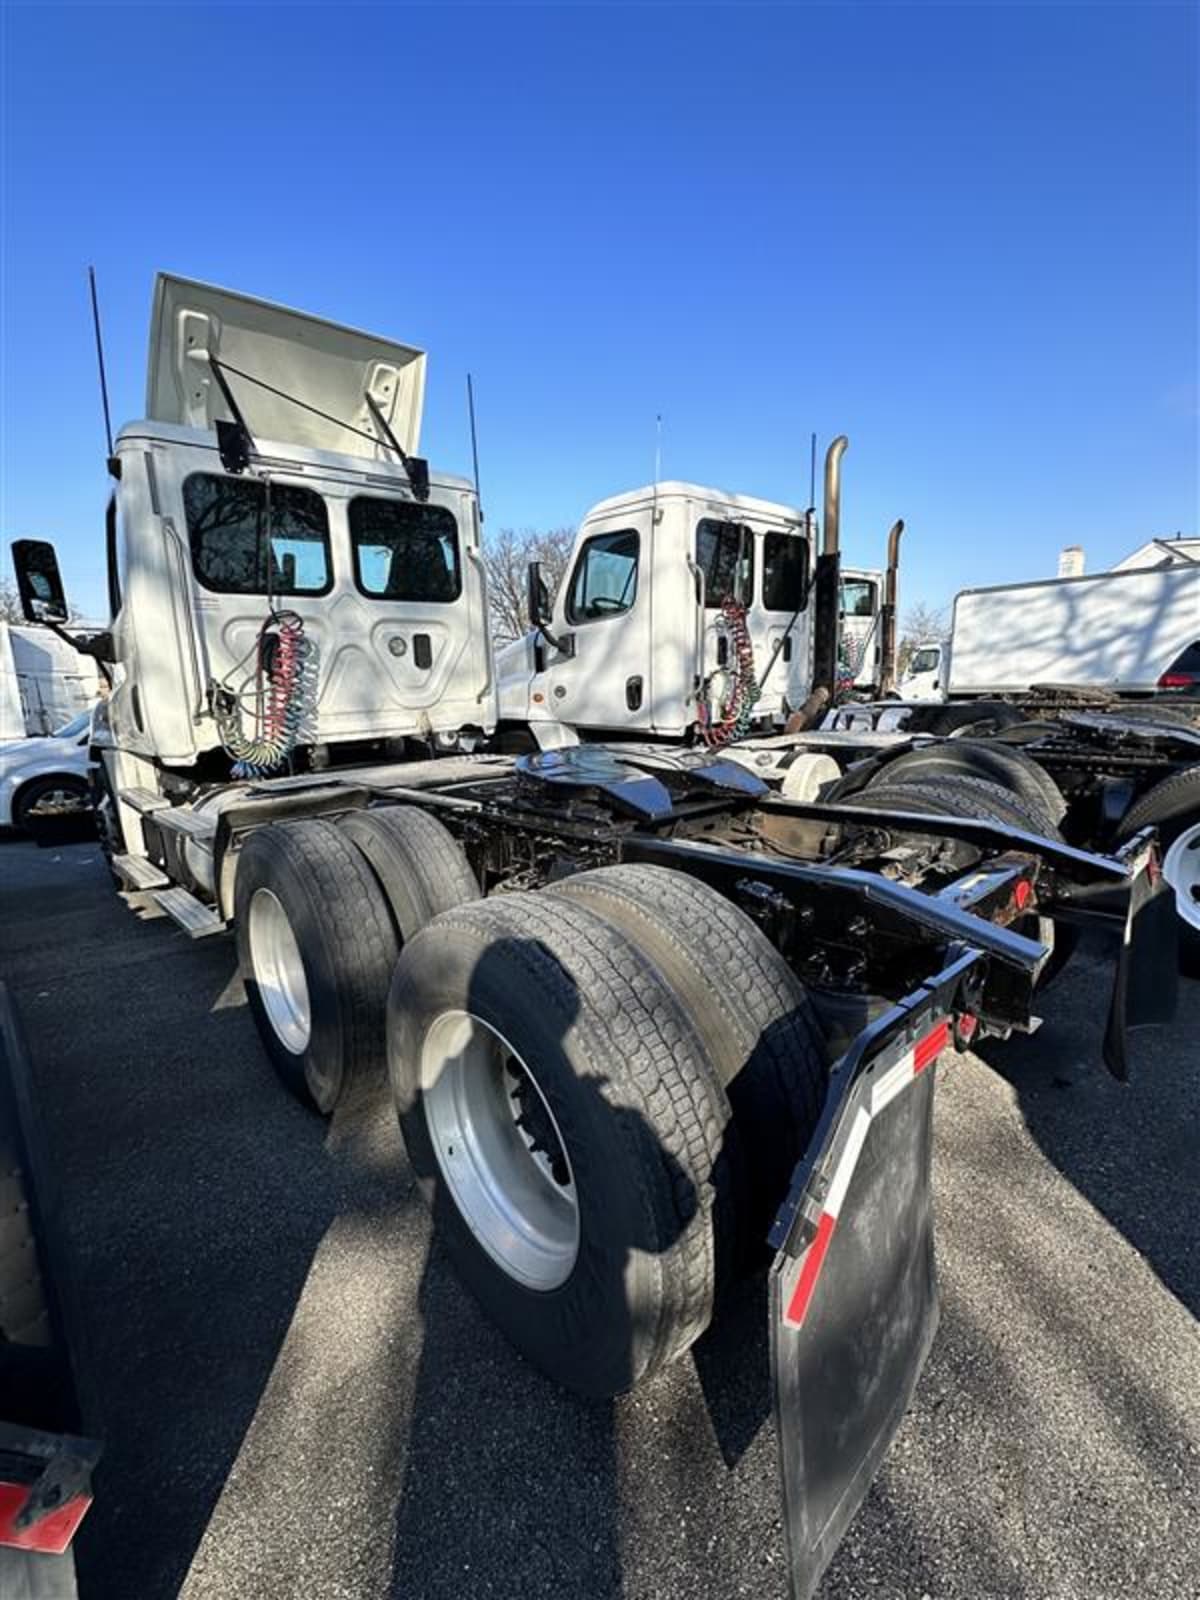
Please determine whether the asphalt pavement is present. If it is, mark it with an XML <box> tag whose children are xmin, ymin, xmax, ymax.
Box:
<box><xmin>1</xmin><ymin>838</ymin><xmax>1196</xmax><ymax>1600</ymax></box>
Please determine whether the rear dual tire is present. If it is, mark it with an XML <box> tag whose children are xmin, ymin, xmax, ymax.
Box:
<box><xmin>840</xmin><ymin>776</ymin><xmax>1078</xmax><ymax>986</ymax></box>
<box><xmin>387</xmin><ymin>875</ymin><xmax>827</xmax><ymax>1396</ymax></box>
<box><xmin>235</xmin><ymin>807</ymin><xmax>479</xmax><ymax>1112</ymax></box>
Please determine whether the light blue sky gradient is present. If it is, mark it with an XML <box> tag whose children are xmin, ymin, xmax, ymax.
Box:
<box><xmin>2</xmin><ymin>1</ymin><xmax>1196</xmax><ymax>621</ymax></box>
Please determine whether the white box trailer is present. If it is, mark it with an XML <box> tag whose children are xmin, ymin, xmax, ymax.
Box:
<box><xmin>0</xmin><ymin>621</ymin><xmax>101</xmax><ymax>740</ymax></box>
<box><xmin>946</xmin><ymin>563</ymin><xmax>1200</xmax><ymax>698</ymax></box>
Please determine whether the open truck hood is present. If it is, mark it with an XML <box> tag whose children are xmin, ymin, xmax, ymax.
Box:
<box><xmin>146</xmin><ymin>274</ymin><xmax>426</xmax><ymax>459</ymax></box>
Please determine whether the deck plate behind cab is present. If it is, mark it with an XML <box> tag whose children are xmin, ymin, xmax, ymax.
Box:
<box><xmin>515</xmin><ymin>744</ymin><xmax>768</xmax><ymax>821</ymax></box>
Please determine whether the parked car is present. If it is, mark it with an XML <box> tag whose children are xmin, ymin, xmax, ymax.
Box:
<box><xmin>0</xmin><ymin>710</ymin><xmax>94</xmax><ymax>835</ymax></box>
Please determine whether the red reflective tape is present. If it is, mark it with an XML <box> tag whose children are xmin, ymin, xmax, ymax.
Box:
<box><xmin>785</xmin><ymin>1210</ymin><xmax>837</xmax><ymax>1328</ymax></box>
<box><xmin>913</xmin><ymin>1020</ymin><xmax>950</xmax><ymax>1075</ymax></box>
<box><xmin>0</xmin><ymin>1481</ymin><xmax>92</xmax><ymax>1556</ymax></box>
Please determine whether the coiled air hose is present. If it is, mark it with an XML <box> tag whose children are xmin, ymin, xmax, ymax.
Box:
<box><xmin>211</xmin><ymin>610</ymin><xmax>318</xmax><ymax>779</ymax></box>
<box><xmin>698</xmin><ymin>598</ymin><xmax>761</xmax><ymax>746</ymax></box>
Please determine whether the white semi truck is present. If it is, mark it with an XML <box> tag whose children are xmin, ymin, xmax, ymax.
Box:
<box><xmin>13</xmin><ymin>273</ymin><xmax>1184</xmax><ymax>1600</ymax></box>
<box><xmin>494</xmin><ymin>483</ymin><xmax>821</xmax><ymax>741</ymax></box>
<box><xmin>494</xmin><ymin>439</ymin><xmax>901</xmax><ymax>750</ymax></box>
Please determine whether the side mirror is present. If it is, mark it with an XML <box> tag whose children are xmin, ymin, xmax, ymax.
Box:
<box><xmin>12</xmin><ymin>539</ymin><xmax>69</xmax><ymax>624</ymax></box>
<box><xmin>527</xmin><ymin>560</ymin><xmax>552</xmax><ymax>629</ymax></box>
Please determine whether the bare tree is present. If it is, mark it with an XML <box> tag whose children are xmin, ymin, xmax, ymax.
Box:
<box><xmin>0</xmin><ymin>576</ymin><xmax>22</xmax><ymax>624</ymax></box>
<box><xmin>897</xmin><ymin>600</ymin><xmax>949</xmax><ymax>675</ymax></box>
<box><xmin>484</xmin><ymin>526</ymin><xmax>575</xmax><ymax>644</ymax></box>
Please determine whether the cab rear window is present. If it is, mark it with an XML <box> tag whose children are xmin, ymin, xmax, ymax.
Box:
<box><xmin>349</xmin><ymin>497</ymin><xmax>462</xmax><ymax>603</ymax></box>
<box><xmin>696</xmin><ymin>519</ymin><xmax>752</xmax><ymax>608</ymax></box>
<box><xmin>840</xmin><ymin>577</ymin><xmax>878</xmax><ymax>617</ymax></box>
<box><xmin>183</xmin><ymin>474</ymin><xmax>332</xmax><ymax>595</ymax></box>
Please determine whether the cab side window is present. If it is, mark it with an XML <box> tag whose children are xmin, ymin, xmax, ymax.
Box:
<box><xmin>566</xmin><ymin>529</ymin><xmax>640</xmax><ymax>623</ymax></box>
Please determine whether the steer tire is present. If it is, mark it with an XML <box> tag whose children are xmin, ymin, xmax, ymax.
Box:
<box><xmin>339</xmin><ymin>805</ymin><xmax>479</xmax><ymax>942</ymax></box>
<box><xmin>1117</xmin><ymin>767</ymin><xmax>1200</xmax><ymax>978</ymax></box>
<box><xmin>387</xmin><ymin>891</ymin><xmax>734</xmax><ymax>1396</ymax></box>
<box><xmin>866</xmin><ymin>740</ymin><xmax>1067</xmax><ymax>828</ymax></box>
<box><xmin>548</xmin><ymin>864</ymin><xmax>827</xmax><ymax>1269</ymax></box>
<box><xmin>235</xmin><ymin>819</ymin><xmax>399</xmax><ymax>1113</ymax></box>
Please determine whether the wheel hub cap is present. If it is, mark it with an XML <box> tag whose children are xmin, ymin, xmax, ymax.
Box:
<box><xmin>248</xmin><ymin>888</ymin><xmax>311</xmax><ymax>1053</ymax></box>
<box><xmin>420</xmin><ymin>1011</ymin><xmax>579</xmax><ymax>1291</ymax></box>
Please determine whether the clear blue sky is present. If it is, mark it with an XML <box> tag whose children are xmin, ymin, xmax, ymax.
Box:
<box><xmin>2</xmin><ymin>1</ymin><xmax>1196</xmax><ymax>622</ymax></box>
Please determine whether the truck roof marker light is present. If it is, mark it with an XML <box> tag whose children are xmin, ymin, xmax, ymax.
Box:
<box><xmin>782</xmin><ymin>1017</ymin><xmax>950</xmax><ymax>1329</ymax></box>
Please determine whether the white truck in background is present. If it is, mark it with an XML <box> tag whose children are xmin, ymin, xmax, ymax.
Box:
<box><xmin>495</xmin><ymin>440</ymin><xmax>901</xmax><ymax>749</ymax></box>
<box><xmin>898</xmin><ymin>637</ymin><xmax>948</xmax><ymax>702</ymax></box>
<box><xmin>896</xmin><ymin>564</ymin><xmax>1200</xmax><ymax>707</ymax></box>
<box><xmin>0</xmin><ymin>621</ymin><xmax>101</xmax><ymax>741</ymax></box>
<box><xmin>494</xmin><ymin>483</ymin><xmax>821</xmax><ymax>742</ymax></box>
<box><xmin>838</xmin><ymin>567</ymin><xmax>885</xmax><ymax>692</ymax></box>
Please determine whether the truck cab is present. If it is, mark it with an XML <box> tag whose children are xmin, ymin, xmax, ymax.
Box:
<box><xmin>76</xmin><ymin>277</ymin><xmax>495</xmax><ymax>825</ymax></box>
<box><xmin>899</xmin><ymin>638</ymin><xmax>949</xmax><ymax>702</ymax></box>
<box><xmin>838</xmin><ymin>567</ymin><xmax>885</xmax><ymax>692</ymax></box>
<box><xmin>496</xmin><ymin>482</ymin><xmax>814</xmax><ymax>741</ymax></box>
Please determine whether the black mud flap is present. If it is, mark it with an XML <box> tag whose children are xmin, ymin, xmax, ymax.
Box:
<box><xmin>1102</xmin><ymin>830</ymin><xmax>1179</xmax><ymax>1079</ymax></box>
<box><xmin>768</xmin><ymin>963</ymin><xmax>978</xmax><ymax>1600</ymax></box>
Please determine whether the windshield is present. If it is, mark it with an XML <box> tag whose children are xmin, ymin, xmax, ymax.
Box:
<box><xmin>53</xmin><ymin>710</ymin><xmax>92</xmax><ymax>739</ymax></box>
<box><xmin>909</xmin><ymin>647</ymin><xmax>940</xmax><ymax>674</ymax></box>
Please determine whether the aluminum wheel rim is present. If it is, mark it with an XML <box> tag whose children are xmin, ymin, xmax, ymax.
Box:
<box><xmin>1163</xmin><ymin>823</ymin><xmax>1200</xmax><ymax>934</ymax></box>
<box><xmin>248</xmin><ymin>888</ymin><xmax>311</xmax><ymax>1053</ymax></box>
<box><xmin>420</xmin><ymin>1010</ymin><xmax>579</xmax><ymax>1291</ymax></box>
<box><xmin>27</xmin><ymin>784</ymin><xmax>86</xmax><ymax>817</ymax></box>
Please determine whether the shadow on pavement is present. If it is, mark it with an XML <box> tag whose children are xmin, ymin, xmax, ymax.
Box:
<box><xmin>974</xmin><ymin>928</ymin><xmax>1200</xmax><ymax>1317</ymax></box>
<box><xmin>1</xmin><ymin>841</ymin><xmax>346</xmax><ymax>1600</ymax></box>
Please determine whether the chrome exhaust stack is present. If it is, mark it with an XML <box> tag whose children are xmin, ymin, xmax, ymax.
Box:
<box><xmin>878</xmin><ymin>518</ymin><xmax>905</xmax><ymax>696</ymax></box>
<box><xmin>822</xmin><ymin>435</ymin><xmax>849</xmax><ymax>557</ymax></box>
<box><xmin>807</xmin><ymin>435</ymin><xmax>849</xmax><ymax>708</ymax></box>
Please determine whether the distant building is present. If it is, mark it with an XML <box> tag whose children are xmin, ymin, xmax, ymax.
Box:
<box><xmin>1111</xmin><ymin>536</ymin><xmax>1200</xmax><ymax>572</ymax></box>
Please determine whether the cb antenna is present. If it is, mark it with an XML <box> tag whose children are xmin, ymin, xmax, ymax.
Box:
<box><xmin>467</xmin><ymin>372</ymin><xmax>483</xmax><ymax>523</ymax></box>
<box><xmin>651</xmin><ymin>413</ymin><xmax>663</xmax><ymax>525</ymax></box>
<box><xmin>808</xmin><ymin>430</ymin><xmax>817</xmax><ymax>509</ymax></box>
<box><xmin>88</xmin><ymin>266</ymin><xmax>116</xmax><ymax>469</ymax></box>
